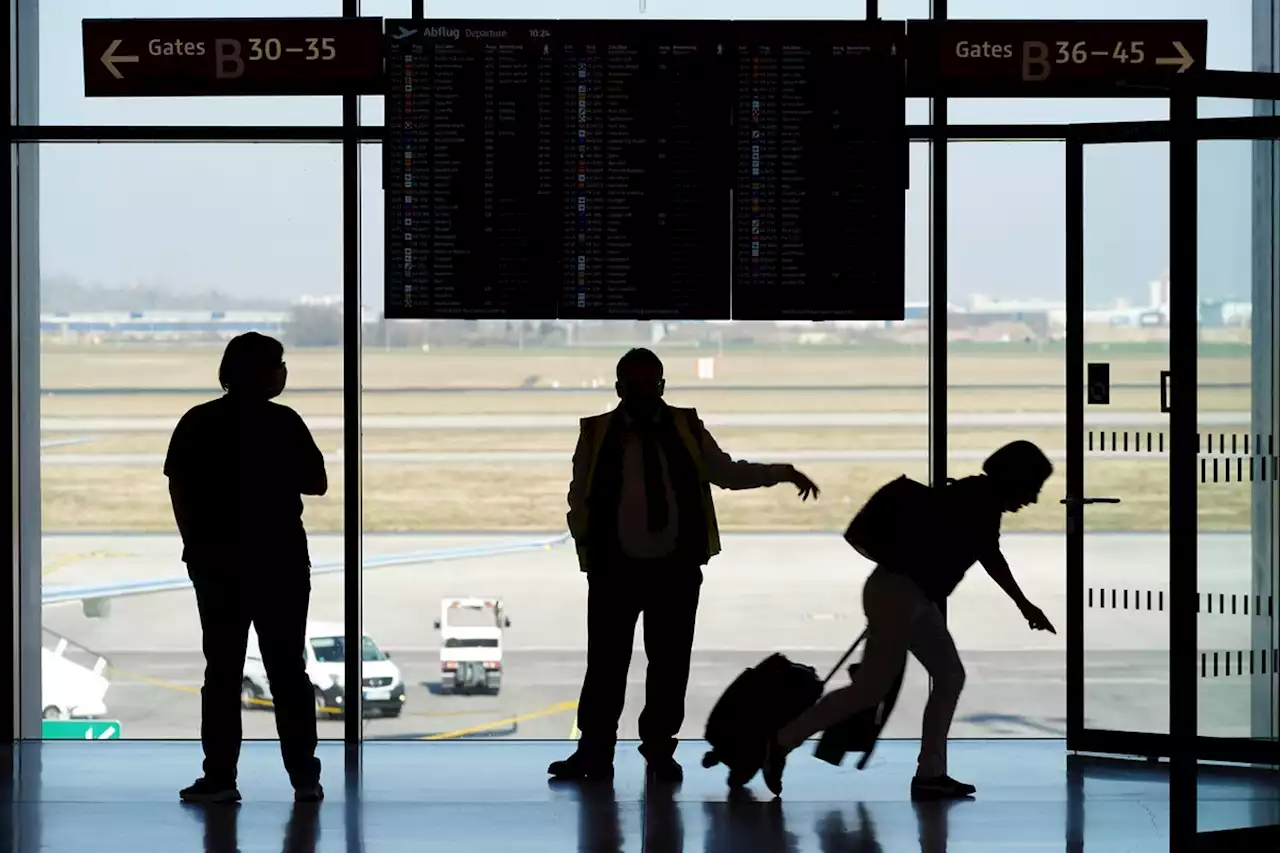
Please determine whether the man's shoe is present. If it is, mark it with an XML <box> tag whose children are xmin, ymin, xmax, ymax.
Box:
<box><xmin>548</xmin><ymin>751</ymin><xmax>614</xmax><ymax>781</ymax></box>
<box><xmin>910</xmin><ymin>775</ymin><xmax>976</xmax><ymax>800</ymax></box>
<box><xmin>761</xmin><ymin>736</ymin><xmax>787</xmax><ymax>798</ymax></box>
<box><xmin>179</xmin><ymin>777</ymin><xmax>241</xmax><ymax>804</ymax></box>
<box><xmin>294</xmin><ymin>783</ymin><xmax>324</xmax><ymax>803</ymax></box>
<box><xmin>644</xmin><ymin>755</ymin><xmax>683</xmax><ymax>784</ymax></box>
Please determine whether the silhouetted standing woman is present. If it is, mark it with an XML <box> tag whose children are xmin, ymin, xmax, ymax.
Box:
<box><xmin>165</xmin><ymin>332</ymin><xmax>327</xmax><ymax>803</ymax></box>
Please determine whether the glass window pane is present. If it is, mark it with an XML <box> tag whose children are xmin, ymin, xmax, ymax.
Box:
<box><xmin>946</xmin><ymin>141</ymin><xmax>1072</xmax><ymax>738</ymax></box>
<box><xmin>359</xmin><ymin>141</ymin><xmax>930</xmax><ymax>743</ymax></box>
<box><xmin>37</xmin><ymin>143</ymin><xmax>344</xmax><ymax>741</ymax></box>
<box><xmin>1196</xmin><ymin>139</ymin><xmax>1273</xmax><ymax>741</ymax></box>
<box><xmin>36</xmin><ymin>0</ymin><xmax>342</xmax><ymax>126</ymax></box>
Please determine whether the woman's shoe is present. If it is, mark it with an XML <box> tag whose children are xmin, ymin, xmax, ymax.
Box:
<box><xmin>910</xmin><ymin>775</ymin><xmax>976</xmax><ymax>800</ymax></box>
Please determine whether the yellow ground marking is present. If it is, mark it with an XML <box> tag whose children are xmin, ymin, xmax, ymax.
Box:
<box><xmin>103</xmin><ymin>666</ymin><xmax>349</xmax><ymax>715</ymax></box>
<box><xmin>418</xmin><ymin>700</ymin><xmax>578</xmax><ymax>741</ymax></box>
<box><xmin>42</xmin><ymin>551</ymin><xmax>133</xmax><ymax>576</ymax></box>
<box><xmin>104</xmin><ymin>665</ymin><xmax>201</xmax><ymax>696</ymax></box>
<box><xmin>570</xmin><ymin>713</ymin><xmax>581</xmax><ymax>740</ymax></box>
<box><xmin>102</xmin><ymin>666</ymin><xmax>561</xmax><ymax>722</ymax></box>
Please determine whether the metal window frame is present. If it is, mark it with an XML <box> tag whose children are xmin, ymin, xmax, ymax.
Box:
<box><xmin>4</xmin><ymin>6</ymin><xmax>1277</xmax><ymax>783</ymax></box>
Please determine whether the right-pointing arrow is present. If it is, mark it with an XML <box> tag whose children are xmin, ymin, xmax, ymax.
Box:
<box><xmin>1155</xmin><ymin>40</ymin><xmax>1195</xmax><ymax>74</ymax></box>
<box><xmin>100</xmin><ymin>39</ymin><xmax>140</xmax><ymax>80</ymax></box>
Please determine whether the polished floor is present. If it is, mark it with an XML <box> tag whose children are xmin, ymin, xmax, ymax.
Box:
<box><xmin>2</xmin><ymin>739</ymin><xmax>1277</xmax><ymax>852</ymax></box>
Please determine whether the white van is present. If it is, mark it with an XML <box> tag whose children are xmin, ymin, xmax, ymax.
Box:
<box><xmin>242</xmin><ymin>621</ymin><xmax>405</xmax><ymax>719</ymax></box>
<box><xmin>434</xmin><ymin>598</ymin><xmax>508</xmax><ymax>694</ymax></box>
<box><xmin>42</xmin><ymin>644</ymin><xmax>110</xmax><ymax>720</ymax></box>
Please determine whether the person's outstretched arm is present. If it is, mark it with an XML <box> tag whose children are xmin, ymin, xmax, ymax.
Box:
<box><xmin>980</xmin><ymin>551</ymin><xmax>1056</xmax><ymax>633</ymax></box>
<box><xmin>698</xmin><ymin>416</ymin><xmax>819</xmax><ymax>499</ymax></box>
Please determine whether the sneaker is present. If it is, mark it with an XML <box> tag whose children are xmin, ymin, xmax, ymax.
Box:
<box><xmin>910</xmin><ymin>775</ymin><xmax>976</xmax><ymax>800</ymax></box>
<box><xmin>644</xmin><ymin>755</ymin><xmax>683</xmax><ymax>784</ymax></box>
<box><xmin>548</xmin><ymin>751</ymin><xmax>614</xmax><ymax>781</ymax></box>
<box><xmin>179</xmin><ymin>777</ymin><xmax>241</xmax><ymax>804</ymax></box>
<box><xmin>294</xmin><ymin>783</ymin><xmax>324</xmax><ymax>803</ymax></box>
<box><xmin>761</xmin><ymin>736</ymin><xmax>787</xmax><ymax>798</ymax></box>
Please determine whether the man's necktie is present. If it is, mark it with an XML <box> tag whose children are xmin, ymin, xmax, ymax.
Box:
<box><xmin>640</xmin><ymin>430</ymin><xmax>670</xmax><ymax>533</ymax></box>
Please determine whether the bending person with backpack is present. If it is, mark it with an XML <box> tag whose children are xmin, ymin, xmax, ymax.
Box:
<box><xmin>760</xmin><ymin>440</ymin><xmax>1058</xmax><ymax>801</ymax></box>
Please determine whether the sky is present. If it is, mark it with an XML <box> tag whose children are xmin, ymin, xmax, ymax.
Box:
<box><xmin>23</xmin><ymin>0</ymin><xmax>1268</xmax><ymax>312</ymax></box>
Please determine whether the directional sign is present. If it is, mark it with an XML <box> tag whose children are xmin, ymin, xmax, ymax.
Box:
<box><xmin>42</xmin><ymin>720</ymin><xmax>122</xmax><ymax>740</ymax></box>
<box><xmin>82</xmin><ymin>18</ymin><xmax>383</xmax><ymax>97</ymax></box>
<box><xmin>908</xmin><ymin>19</ymin><xmax>1208</xmax><ymax>97</ymax></box>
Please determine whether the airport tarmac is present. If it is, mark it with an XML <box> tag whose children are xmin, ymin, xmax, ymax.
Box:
<box><xmin>37</xmin><ymin>533</ymin><xmax>1266</xmax><ymax>745</ymax></box>
<box><xmin>39</xmin><ymin>410</ymin><xmax>1252</xmax><ymax>433</ymax></box>
<box><xmin>40</xmin><ymin>448</ymin><xmax>1225</xmax><ymax>466</ymax></box>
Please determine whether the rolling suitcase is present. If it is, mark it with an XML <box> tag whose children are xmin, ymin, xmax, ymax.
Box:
<box><xmin>702</xmin><ymin>627</ymin><xmax>897</xmax><ymax>788</ymax></box>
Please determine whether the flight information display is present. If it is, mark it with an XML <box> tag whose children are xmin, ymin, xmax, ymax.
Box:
<box><xmin>555</xmin><ymin>22</ymin><xmax>732</xmax><ymax>320</ymax></box>
<box><xmin>731</xmin><ymin>22</ymin><xmax>906</xmax><ymax>321</ymax></box>
<box><xmin>385</xmin><ymin>22</ymin><xmax>560</xmax><ymax>319</ymax></box>
<box><xmin>384</xmin><ymin>20</ymin><xmax>732</xmax><ymax>320</ymax></box>
<box><xmin>383</xmin><ymin>19</ymin><xmax>906</xmax><ymax>321</ymax></box>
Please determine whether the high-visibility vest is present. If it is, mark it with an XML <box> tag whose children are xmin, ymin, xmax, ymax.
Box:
<box><xmin>573</xmin><ymin>406</ymin><xmax>721</xmax><ymax>572</ymax></box>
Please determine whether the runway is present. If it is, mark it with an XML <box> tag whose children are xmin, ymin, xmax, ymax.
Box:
<box><xmin>39</xmin><ymin>410</ymin><xmax>1254</xmax><ymax>433</ymax></box>
<box><xmin>40</xmin><ymin>448</ymin><xmax>1229</xmax><ymax>466</ymax></box>
<box><xmin>43</xmin><ymin>382</ymin><xmax>1248</xmax><ymax>396</ymax></box>
<box><xmin>36</xmin><ymin>532</ymin><xmax>1266</xmax><ymax>744</ymax></box>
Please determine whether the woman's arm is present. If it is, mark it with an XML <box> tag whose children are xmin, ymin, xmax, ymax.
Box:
<box><xmin>980</xmin><ymin>551</ymin><xmax>1056</xmax><ymax>633</ymax></box>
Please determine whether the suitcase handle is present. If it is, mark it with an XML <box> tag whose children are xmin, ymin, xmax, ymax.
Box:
<box><xmin>822</xmin><ymin>628</ymin><xmax>868</xmax><ymax>686</ymax></box>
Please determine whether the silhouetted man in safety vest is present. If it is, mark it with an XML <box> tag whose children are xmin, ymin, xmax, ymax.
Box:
<box><xmin>548</xmin><ymin>347</ymin><xmax>820</xmax><ymax>783</ymax></box>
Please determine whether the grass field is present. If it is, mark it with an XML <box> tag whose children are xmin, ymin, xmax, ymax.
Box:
<box><xmin>39</xmin><ymin>458</ymin><xmax>1250</xmax><ymax>533</ymax></box>
<box><xmin>40</xmin><ymin>344</ymin><xmax>1252</xmax><ymax>390</ymax></box>
<box><xmin>35</xmin><ymin>346</ymin><xmax>1264</xmax><ymax>533</ymax></box>
<box><xmin>39</xmin><ymin>385</ymin><xmax>1252</xmax><ymax>419</ymax></box>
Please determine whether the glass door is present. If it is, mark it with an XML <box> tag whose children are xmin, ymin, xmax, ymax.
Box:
<box><xmin>1187</xmin><ymin>115</ymin><xmax>1280</xmax><ymax>850</ymax></box>
<box><xmin>1067</xmin><ymin>110</ymin><xmax>1280</xmax><ymax>851</ymax></box>
<box><xmin>1065</xmin><ymin>124</ymin><xmax>1177</xmax><ymax>758</ymax></box>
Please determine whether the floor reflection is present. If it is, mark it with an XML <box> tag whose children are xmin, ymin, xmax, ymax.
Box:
<box><xmin>703</xmin><ymin>788</ymin><xmax>796</xmax><ymax>853</ymax></box>
<box><xmin>5</xmin><ymin>740</ymin><xmax>1276</xmax><ymax>853</ymax></box>
<box><xmin>192</xmin><ymin>802</ymin><xmax>322</xmax><ymax>853</ymax></box>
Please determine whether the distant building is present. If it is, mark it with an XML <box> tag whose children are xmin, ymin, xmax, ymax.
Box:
<box><xmin>40</xmin><ymin>310</ymin><xmax>289</xmax><ymax>342</ymax></box>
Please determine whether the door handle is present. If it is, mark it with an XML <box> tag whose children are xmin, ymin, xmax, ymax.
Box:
<box><xmin>1160</xmin><ymin>370</ymin><xmax>1171</xmax><ymax>413</ymax></box>
<box><xmin>1060</xmin><ymin>496</ymin><xmax>1122</xmax><ymax>505</ymax></box>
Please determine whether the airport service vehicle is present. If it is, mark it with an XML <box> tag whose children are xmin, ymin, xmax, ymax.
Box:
<box><xmin>242</xmin><ymin>621</ymin><xmax>406</xmax><ymax>719</ymax></box>
<box><xmin>434</xmin><ymin>598</ymin><xmax>510</xmax><ymax>695</ymax></box>
<box><xmin>42</xmin><ymin>640</ymin><xmax>110</xmax><ymax>721</ymax></box>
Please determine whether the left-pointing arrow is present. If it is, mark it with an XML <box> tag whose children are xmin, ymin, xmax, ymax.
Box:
<box><xmin>101</xmin><ymin>39</ymin><xmax>140</xmax><ymax>80</ymax></box>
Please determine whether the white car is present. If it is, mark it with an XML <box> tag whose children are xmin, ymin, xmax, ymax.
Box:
<box><xmin>434</xmin><ymin>598</ymin><xmax>509</xmax><ymax>694</ymax></box>
<box><xmin>242</xmin><ymin>621</ymin><xmax>406</xmax><ymax>719</ymax></box>
<box><xmin>42</xmin><ymin>644</ymin><xmax>109</xmax><ymax>720</ymax></box>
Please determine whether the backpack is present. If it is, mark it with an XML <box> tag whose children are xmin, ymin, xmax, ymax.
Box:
<box><xmin>843</xmin><ymin>475</ymin><xmax>951</xmax><ymax>567</ymax></box>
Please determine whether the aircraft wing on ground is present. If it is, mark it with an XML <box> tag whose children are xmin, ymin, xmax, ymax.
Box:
<box><xmin>42</xmin><ymin>532</ymin><xmax>572</xmax><ymax>617</ymax></box>
<box><xmin>40</xmin><ymin>437</ymin><xmax>95</xmax><ymax>449</ymax></box>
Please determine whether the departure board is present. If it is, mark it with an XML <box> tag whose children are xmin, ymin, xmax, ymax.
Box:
<box><xmin>730</xmin><ymin>22</ymin><xmax>907</xmax><ymax>321</ymax></box>
<box><xmin>384</xmin><ymin>20</ymin><xmax>907</xmax><ymax>321</ymax></box>
<box><xmin>385</xmin><ymin>23</ymin><xmax>560</xmax><ymax>319</ymax></box>
<box><xmin>554</xmin><ymin>21</ymin><xmax>732</xmax><ymax>319</ymax></box>
<box><xmin>384</xmin><ymin>20</ymin><xmax>733</xmax><ymax>320</ymax></box>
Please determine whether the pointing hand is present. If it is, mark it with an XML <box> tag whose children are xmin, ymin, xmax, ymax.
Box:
<box><xmin>1021</xmin><ymin>602</ymin><xmax>1056</xmax><ymax>634</ymax></box>
<box><xmin>787</xmin><ymin>467</ymin><xmax>820</xmax><ymax>501</ymax></box>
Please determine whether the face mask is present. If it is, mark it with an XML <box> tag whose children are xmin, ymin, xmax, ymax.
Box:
<box><xmin>624</xmin><ymin>396</ymin><xmax>661</xmax><ymax>421</ymax></box>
